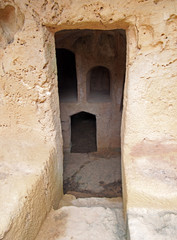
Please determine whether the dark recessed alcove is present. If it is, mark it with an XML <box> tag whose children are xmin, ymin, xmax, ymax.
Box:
<box><xmin>56</xmin><ymin>48</ymin><xmax>77</xmax><ymax>102</ymax></box>
<box><xmin>71</xmin><ymin>112</ymin><xmax>97</xmax><ymax>153</ymax></box>
<box><xmin>87</xmin><ymin>66</ymin><xmax>111</xmax><ymax>102</ymax></box>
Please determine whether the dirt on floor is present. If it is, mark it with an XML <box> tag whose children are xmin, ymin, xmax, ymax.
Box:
<box><xmin>63</xmin><ymin>151</ymin><xmax>122</xmax><ymax>198</ymax></box>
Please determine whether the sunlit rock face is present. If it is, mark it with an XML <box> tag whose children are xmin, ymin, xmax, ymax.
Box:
<box><xmin>0</xmin><ymin>0</ymin><xmax>177</xmax><ymax>239</ymax></box>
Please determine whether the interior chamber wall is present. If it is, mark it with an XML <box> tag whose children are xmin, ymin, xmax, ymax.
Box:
<box><xmin>55</xmin><ymin>29</ymin><xmax>126</xmax><ymax>153</ymax></box>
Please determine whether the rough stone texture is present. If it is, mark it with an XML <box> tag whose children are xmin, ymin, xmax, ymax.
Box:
<box><xmin>36</xmin><ymin>195</ymin><xmax>126</xmax><ymax>240</ymax></box>
<box><xmin>0</xmin><ymin>133</ymin><xmax>62</xmax><ymax>240</ymax></box>
<box><xmin>0</xmin><ymin>0</ymin><xmax>177</xmax><ymax>239</ymax></box>
<box><xmin>0</xmin><ymin>0</ymin><xmax>63</xmax><ymax>239</ymax></box>
<box><xmin>0</xmin><ymin>4</ymin><xmax>24</xmax><ymax>48</ymax></box>
<box><xmin>127</xmin><ymin>208</ymin><xmax>177</xmax><ymax>240</ymax></box>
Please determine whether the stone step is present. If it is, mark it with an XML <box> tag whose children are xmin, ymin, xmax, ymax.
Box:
<box><xmin>35</xmin><ymin>195</ymin><xmax>126</xmax><ymax>240</ymax></box>
<box><xmin>59</xmin><ymin>194</ymin><xmax>123</xmax><ymax>209</ymax></box>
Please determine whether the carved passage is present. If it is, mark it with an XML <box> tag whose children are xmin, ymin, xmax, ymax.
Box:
<box><xmin>55</xmin><ymin>29</ymin><xmax>126</xmax><ymax>197</ymax></box>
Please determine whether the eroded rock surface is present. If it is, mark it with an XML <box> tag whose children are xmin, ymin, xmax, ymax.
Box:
<box><xmin>36</xmin><ymin>195</ymin><xmax>126</xmax><ymax>240</ymax></box>
<box><xmin>1</xmin><ymin>0</ymin><xmax>177</xmax><ymax>239</ymax></box>
<box><xmin>128</xmin><ymin>209</ymin><xmax>177</xmax><ymax>240</ymax></box>
<box><xmin>0</xmin><ymin>4</ymin><xmax>24</xmax><ymax>48</ymax></box>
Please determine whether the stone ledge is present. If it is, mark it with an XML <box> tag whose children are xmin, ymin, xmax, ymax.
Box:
<box><xmin>0</xmin><ymin>133</ymin><xmax>61</xmax><ymax>240</ymax></box>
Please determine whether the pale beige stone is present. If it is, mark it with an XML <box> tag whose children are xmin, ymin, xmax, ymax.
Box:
<box><xmin>0</xmin><ymin>0</ymin><xmax>177</xmax><ymax>239</ymax></box>
<box><xmin>36</xmin><ymin>196</ymin><xmax>126</xmax><ymax>240</ymax></box>
<box><xmin>127</xmin><ymin>208</ymin><xmax>177</xmax><ymax>240</ymax></box>
<box><xmin>0</xmin><ymin>132</ymin><xmax>62</xmax><ymax>240</ymax></box>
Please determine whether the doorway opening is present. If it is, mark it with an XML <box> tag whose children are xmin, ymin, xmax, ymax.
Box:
<box><xmin>71</xmin><ymin>112</ymin><xmax>97</xmax><ymax>153</ymax></box>
<box><xmin>55</xmin><ymin>29</ymin><xmax>126</xmax><ymax>198</ymax></box>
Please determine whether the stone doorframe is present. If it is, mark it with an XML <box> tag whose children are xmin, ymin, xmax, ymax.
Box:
<box><xmin>42</xmin><ymin>23</ymin><xmax>132</xmax><ymax>217</ymax></box>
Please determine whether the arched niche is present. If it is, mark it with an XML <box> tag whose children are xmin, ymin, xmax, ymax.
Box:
<box><xmin>87</xmin><ymin>66</ymin><xmax>111</xmax><ymax>102</ymax></box>
<box><xmin>71</xmin><ymin>111</ymin><xmax>97</xmax><ymax>153</ymax></box>
<box><xmin>56</xmin><ymin>48</ymin><xmax>77</xmax><ymax>102</ymax></box>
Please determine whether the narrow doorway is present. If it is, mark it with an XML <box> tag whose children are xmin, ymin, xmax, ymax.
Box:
<box><xmin>55</xmin><ymin>29</ymin><xmax>126</xmax><ymax>198</ymax></box>
<box><xmin>71</xmin><ymin>112</ymin><xmax>97</xmax><ymax>153</ymax></box>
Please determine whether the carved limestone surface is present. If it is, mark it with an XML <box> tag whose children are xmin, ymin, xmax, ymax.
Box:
<box><xmin>0</xmin><ymin>0</ymin><xmax>177</xmax><ymax>239</ymax></box>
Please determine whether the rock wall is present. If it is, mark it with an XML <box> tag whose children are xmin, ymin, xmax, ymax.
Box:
<box><xmin>0</xmin><ymin>134</ymin><xmax>61</xmax><ymax>240</ymax></box>
<box><xmin>0</xmin><ymin>0</ymin><xmax>177</xmax><ymax>239</ymax></box>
